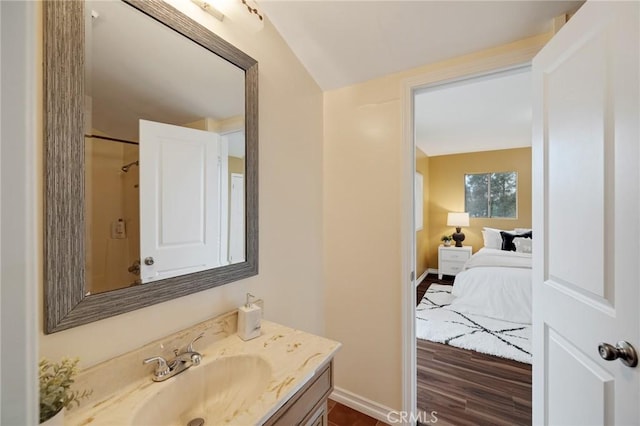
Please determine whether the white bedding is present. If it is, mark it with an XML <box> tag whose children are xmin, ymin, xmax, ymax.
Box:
<box><xmin>416</xmin><ymin>284</ymin><xmax>532</xmax><ymax>363</ymax></box>
<box><xmin>463</xmin><ymin>247</ymin><xmax>532</xmax><ymax>269</ymax></box>
<box><xmin>449</xmin><ymin>248</ymin><xmax>532</xmax><ymax>324</ymax></box>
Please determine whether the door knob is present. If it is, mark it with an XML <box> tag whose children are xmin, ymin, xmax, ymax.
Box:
<box><xmin>144</xmin><ymin>256</ymin><xmax>155</xmax><ymax>266</ymax></box>
<box><xmin>598</xmin><ymin>341</ymin><xmax>638</xmax><ymax>367</ymax></box>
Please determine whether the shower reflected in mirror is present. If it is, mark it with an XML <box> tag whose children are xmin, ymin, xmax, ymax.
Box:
<box><xmin>83</xmin><ymin>0</ymin><xmax>247</xmax><ymax>296</ymax></box>
<box><xmin>121</xmin><ymin>160</ymin><xmax>139</xmax><ymax>173</ymax></box>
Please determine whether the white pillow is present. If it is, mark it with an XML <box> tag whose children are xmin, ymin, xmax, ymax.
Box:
<box><xmin>514</xmin><ymin>228</ymin><xmax>532</xmax><ymax>234</ymax></box>
<box><xmin>482</xmin><ymin>227</ymin><xmax>505</xmax><ymax>249</ymax></box>
<box><xmin>514</xmin><ymin>237</ymin><xmax>533</xmax><ymax>254</ymax></box>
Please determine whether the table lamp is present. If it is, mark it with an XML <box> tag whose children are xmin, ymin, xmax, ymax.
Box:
<box><xmin>447</xmin><ymin>212</ymin><xmax>470</xmax><ymax>247</ymax></box>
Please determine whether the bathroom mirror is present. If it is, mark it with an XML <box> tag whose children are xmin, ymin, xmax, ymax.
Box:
<box><xmin>44</xmin><ymin>0</ymin><xmax>258</xmax><ymax>333</ymax></box>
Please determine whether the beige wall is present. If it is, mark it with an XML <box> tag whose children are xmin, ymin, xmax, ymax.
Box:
<box><xmin>324</xmin><ymin>35</ymin><xmax>548</xmax><ymax>409</ymax></box>
<box><xmin>426</xmin><ymin>147</ymin><xmax>532</xmax><ymax>269</ymax></box>
<box><xmin>85</xmin><ymin>137</ymin><xmax>132</xmax><ymax>294</ymax></box>
<box><xmin>39</xmin><ymin>2</ymin><xmax>325</xmax><ymax>367</ymax></box>
<box><xmin>324</xmin><ymin>79</ymin><xmax>403</xmax><ymax>408</ymax></box>
<box><xmin>415</xmin><ymin>149</ymin><xmax>430</xmax><ymax>278</ymax></box>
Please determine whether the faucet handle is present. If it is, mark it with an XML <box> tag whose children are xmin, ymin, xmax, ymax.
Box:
<box><xmin>143</xmin><ymin>356</ymin><xmax>170</xmax><ymax>378</ymax></box>
<box><xmin>186</xmin><ymin>332</ymin><xmax>204</xmax><ymax>353</ymax></box>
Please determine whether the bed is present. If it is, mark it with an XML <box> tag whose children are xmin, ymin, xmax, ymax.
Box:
<box><xmin>416</xmin><ymin>241</ymin><xmax>533</xmax><ymax>425</ymax></box>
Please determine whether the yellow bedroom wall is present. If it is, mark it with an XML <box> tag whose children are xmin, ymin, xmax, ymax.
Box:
<box><xmin>427</xmin><ymin>147</ymin><xmax>532</xmax><ymax>269</ymax></box>
<box><xmin>416</xmin><ymin>149</ymin><xmax>430</xmax><ymax>278</ymax></box>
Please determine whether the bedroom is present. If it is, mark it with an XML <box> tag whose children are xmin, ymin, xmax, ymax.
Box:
<box><xmin>414</xmin><ymin>68</ymin><xmax>534</xmax><ymax>424</ymax></box>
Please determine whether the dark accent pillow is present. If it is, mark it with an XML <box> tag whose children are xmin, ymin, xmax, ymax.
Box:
<box><xmin>500</xmin><ymin>230</ymin><xmax>532</xmax><ymax>251</ymax></box>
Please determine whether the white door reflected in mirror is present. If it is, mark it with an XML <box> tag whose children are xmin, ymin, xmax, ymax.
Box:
<box><xmin>140</xmin><ymin>120</ymin><xmax>221</xmax><ymax>283</ymax></box>
<box><xmin>84</xmin><ymin>119</ymin><xmax>246</xmax><ymax>294</ymax></box>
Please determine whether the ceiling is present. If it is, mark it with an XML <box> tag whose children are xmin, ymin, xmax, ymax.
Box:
<box><xmin>260</xmin><ymin>0</ymin><xmax>582</xmax><ymax>156</ymax></box>
<box><xmin>88</xmin><ymin>0</ymin><xmax>245</xmax><ymax>141</ymax></box>
<box><xmin>414</xmin><ymin>67</ymin><xmax>532</xmax><ymax>157</ymax></box>
<box><xmin>260</xmin><ymin>1</ymin><xmax>583</xmax><ymax>91</ymax></box>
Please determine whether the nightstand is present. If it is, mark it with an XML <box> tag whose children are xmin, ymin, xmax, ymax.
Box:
<box><xmin>438</xmin><ymin>245</ymin><xmax>472</xmax><ymax>279</ymax></box>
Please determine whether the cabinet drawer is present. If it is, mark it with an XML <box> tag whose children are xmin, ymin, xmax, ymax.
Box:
<box><xmin>440</xmin><ymin>251</ymin><xmax>470</xmax><ymax>262</ymax></box>
<box><xmin>440</xmin><ymin>261</ymin><xmax>464</xmax><ymax>275</ymax></box>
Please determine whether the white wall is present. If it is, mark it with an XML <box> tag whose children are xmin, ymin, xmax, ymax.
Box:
<box><xmin>0</xmin><ymin>1</ymin><xmax>39</xmax><ymax>422</ymax></box>
<box><xmin>39</xmin><ymin>0</ymin><xmax>325</xmax><ymax>368</ymax></box>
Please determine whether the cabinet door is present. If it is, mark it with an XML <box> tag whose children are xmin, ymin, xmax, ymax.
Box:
<box><xmin>266</xmin><ymin>362</ymin><xmax>333</xmax><ymax>426</ymax></box>
<box><xmin>303</xmin><ymin>401</ymin><xmax>327</xmax><ymax>426</ymax></box>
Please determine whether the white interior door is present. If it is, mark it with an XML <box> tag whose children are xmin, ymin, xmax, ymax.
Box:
<box><xmin>139</xmin><ymin>119</ymin><xmax>221</xmax><ymax>283</ymax></box>
<box><xmin>229</xmin><ymin>173</ymin><xmax>245</xmax><ymax>263</ymax></box>
<box><xmin>532</xmin><ymin>2</ymin><xmax>639</xmax><ymax>425</ymax></box>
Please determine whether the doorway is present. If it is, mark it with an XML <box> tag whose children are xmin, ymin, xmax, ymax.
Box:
<box><xmin>412</xmin><ymin>66</ymin><xmax>533</xmax><ymax>424</ymax></box>
<box><xmin>398</xmin><ymin>39</ymin><xmax>548</xmax><ymax>420</ymax></box>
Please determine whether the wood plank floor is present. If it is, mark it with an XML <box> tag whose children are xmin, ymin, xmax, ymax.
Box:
<box><xmin>416</xmin><ymin>274</ymin><xmax>532</xmax><ymax>425</ymax></box>
<box><xmin>328</xmin><ymin>399</ymin><xmax>389</xmax><ymax>426</ymax></box>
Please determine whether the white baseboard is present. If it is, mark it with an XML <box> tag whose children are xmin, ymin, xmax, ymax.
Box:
<box><xmin>415</xmin><ymin>270</ymin><xmax>428</xmax><ymax>287</ymax></box>
<box><xmin>428</xmin><ymin>268</ymin><xmax>438</xmax><ymax>275</ymax></box>
<box><xmin>330</xmin><ymin>387</ymin><xmax>396</xmax><ymax>424</ymax></box>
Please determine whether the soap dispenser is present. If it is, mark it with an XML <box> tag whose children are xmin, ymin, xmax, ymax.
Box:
<box><xmin>237</xmin><ymin>293</ymin><xmax>262</xmax><ymax>341</ymax></box>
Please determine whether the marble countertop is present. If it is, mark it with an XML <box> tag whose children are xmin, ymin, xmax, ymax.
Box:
<box><xmin>66</xmin><ymin>318</ymin><xmax>340</xmax><ymax>425</ymax></box>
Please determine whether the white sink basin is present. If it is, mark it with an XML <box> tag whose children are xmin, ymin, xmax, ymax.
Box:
<box><xmin>132</xmin><ymin>354</ymin><xmax>272</xmax><ymax>426</ymax></box>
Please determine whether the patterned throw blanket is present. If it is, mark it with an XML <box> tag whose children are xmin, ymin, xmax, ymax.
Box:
<box><xmin>416</xmin><ymin>284</ymin><xmax>532</xmax><ymax>364</ymax></box>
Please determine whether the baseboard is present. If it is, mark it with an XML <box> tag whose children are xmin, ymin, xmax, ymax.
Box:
<box><xmin>427</xmin><ymin>268</ymin><xmax>438</xmax><ymax>275</ymax></box>
<box><xmin>415</xmin><ymin>270</ymin><xmax>428</xmax><ymax>287</ymax></box>
<box><xmin>330</xmin><ymin>387</ymin><xmax>396</xmax><ymax>424</ymax></box>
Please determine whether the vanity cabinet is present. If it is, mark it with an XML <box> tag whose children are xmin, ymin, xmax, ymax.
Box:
<box><xmin>265</xmin><ymin>361</ymin><xmax>333</xmax><ymax>426</ymax></box>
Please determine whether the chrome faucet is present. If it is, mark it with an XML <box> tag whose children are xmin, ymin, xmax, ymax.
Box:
<box><xmin>143</xmin><ymin>333</ymin><xmax>204</xmax><ymax>382</ymax></box>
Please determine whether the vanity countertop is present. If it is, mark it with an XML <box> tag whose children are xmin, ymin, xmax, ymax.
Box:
<box><xmin>66</xmin><ymin>319</ymin><xmax>340</xmax><ymax>425</ymax></box>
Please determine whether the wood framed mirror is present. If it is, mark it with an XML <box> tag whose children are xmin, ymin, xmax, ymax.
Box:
<box><xmin>44</xmin><ymin>0</ymin><xmax>258</xmax><ymax>333</ymax></box>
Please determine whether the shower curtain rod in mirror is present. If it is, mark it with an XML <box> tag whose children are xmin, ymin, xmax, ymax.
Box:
<box><xmin>85</xmin><ymin>134</ymin><xmax>139</xmax><ymax>145</ymax></box>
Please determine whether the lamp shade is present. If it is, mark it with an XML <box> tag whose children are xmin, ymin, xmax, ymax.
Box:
<box><xmin>447</xmin><ymin>212</ymin><xmax>469</xmax><ymax>227</ymax></box>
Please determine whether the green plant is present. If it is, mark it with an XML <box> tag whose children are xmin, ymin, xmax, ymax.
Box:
<box><xmin>441</xmin><ymin>235</ymin><xmax>453</xmax><ymax>242</ymax></box>
<box><xmin>39</xmin><ymin>357</ymin><xmax>91</xmax><ymax>423</ymax></box>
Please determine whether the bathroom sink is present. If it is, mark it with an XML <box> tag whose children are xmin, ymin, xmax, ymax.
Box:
<box><xmin>132</xmin><ymin>354</ymin><xmax>272</xmax><ymax>426</ymax></box>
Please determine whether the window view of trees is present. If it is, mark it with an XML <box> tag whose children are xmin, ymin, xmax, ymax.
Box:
<box><xmin>465</xmin><ymin>172</ymin><xmax>517</xmax><ymax>218</ymax></box>
<box><xmin>465</xmin><ymin>174</ymin><xmax>489</xmax><ymax>217</ymax></box>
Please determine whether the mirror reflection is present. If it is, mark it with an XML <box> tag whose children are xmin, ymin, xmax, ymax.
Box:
<box><xmin>84</xmin><ymin>0</ymin><xmax>246</xmax><ymax>295</ymax></box>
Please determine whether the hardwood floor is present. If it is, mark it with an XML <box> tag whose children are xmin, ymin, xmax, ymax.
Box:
<box><xmin>417</xmin><ymin>339</ymin><xmax>532</xmax><ymax>425</ymax></box>
<box><xmin>416</xmin><ymin>273</ymin><xmax>532</xmax><ymax>425</ymax></box>
<box><xmin>416</xmin><ymin>273</ymin><xmax>453</xmax><ymax>305</ymax></box>
<box><xmin>328</xmin><ymin>400</ymin><xmax>389</xmax><ymax>426</ymax></box>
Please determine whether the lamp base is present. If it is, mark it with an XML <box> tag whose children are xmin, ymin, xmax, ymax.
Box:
<box><xmin>452</xmin><ymin>227</ymin><xmax>465</xmax><ymax>247</ymax></box>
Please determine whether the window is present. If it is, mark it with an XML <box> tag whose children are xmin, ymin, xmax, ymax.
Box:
<box><xmin>465</xmin><ymin>172</ymin><xmax>517</xmax><ymax>218</ymax></box>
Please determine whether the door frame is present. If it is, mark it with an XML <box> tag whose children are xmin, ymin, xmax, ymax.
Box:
<box><xmin>399</xmin><ymin>37</ymin><xmax>549</xmax><ymax>420</ymax></box>
<box><xmin>0</xmin><ymin>0</ymin><xmax>39</xmax><ymax>422</ymax></box>
<box><xmin>229</xmin><ymin>172</ymin><xmax>245</xmax><ymax>263</ymax></box>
